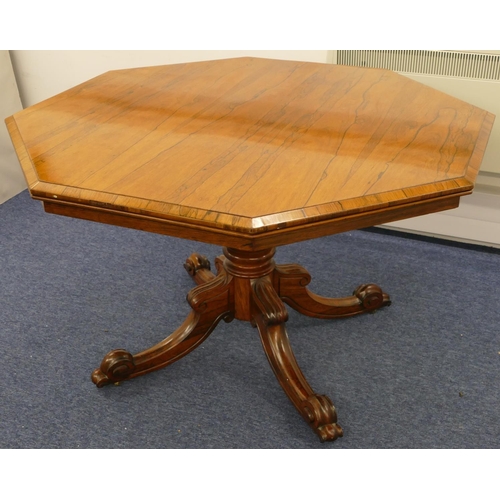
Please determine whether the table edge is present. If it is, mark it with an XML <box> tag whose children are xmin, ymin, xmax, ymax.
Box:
<box><xmin>5</xmin><ymin>113</ymin><xmax>479</xmax><ymax>239</ymax></box>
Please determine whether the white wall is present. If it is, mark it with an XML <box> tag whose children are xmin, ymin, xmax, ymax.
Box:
<box><xmin>10</xmin><ymin>50</ymin><xmax>332</xmax><ymax>107</ymax></box>
<box><xmin>0</xmin><ymin>51</ymin><xmax>25</xmax><ymax>204</ymax></box>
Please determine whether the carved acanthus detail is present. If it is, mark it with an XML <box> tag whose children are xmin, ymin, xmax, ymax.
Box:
<box><xmin>252</xmin><ymin>276</ymin><xmax>288</xmax><ymax>325</ymax></box>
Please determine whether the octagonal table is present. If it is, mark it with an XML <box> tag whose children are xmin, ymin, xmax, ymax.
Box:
<box><xmin>6</xmin><ymin>57</ymin><xmax>494</xmax><ymax>442</ymax></box>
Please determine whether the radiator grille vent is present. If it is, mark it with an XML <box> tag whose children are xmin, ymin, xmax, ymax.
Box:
<box><xmin>337</xmin><ymin>50</ymin><xmax>500</xmax><ymax>81</ymax></box>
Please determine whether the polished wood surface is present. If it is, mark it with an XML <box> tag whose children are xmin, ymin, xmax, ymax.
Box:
<box><xmin>6</xmin><ymin>57</ymin><xmax>494</xmax><ymax>249</ymax></box>
<box><xmin>5</xmin><ymin>58</ymin><xmax>495</xmax><ymax>442</ymax></box>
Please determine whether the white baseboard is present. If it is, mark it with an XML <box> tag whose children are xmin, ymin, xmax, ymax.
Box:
<box><xmin>382</xmin><ymin>186</ymin><xmax>500</xmax><ymax>249</ymax></box>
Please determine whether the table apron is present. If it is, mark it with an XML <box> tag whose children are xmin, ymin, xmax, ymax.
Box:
<box><xmin>41</xmin><ymin>193</ymin><xmax>464</xmax><ymax>251</ymax></box>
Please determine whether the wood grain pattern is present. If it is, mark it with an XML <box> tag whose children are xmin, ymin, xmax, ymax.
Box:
<box><xmin>5</xmin><ymin>57</ymin><xmax>495</xmax><ymax>247</ymax></box>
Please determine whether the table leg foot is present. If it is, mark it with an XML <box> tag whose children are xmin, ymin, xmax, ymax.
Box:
<box><xmin>275</xmin><ymin>263</ymin><xmax>390</xmax><ymax>319</ymax></box>
<box><xmin>91</xmin><ymin>349</ymin><xmax>135</xmax><ymax>388</ymax></box>
<box><xmin>184</xmin><ymin>253</ymin><xmax>216</xmax><ymax>285</ymax></box>
<box><xmin>252</xmin><ymin>275</ymin><xmax>343</xmax><ymax>442</ymax></box>
<box><xmin>91</xmin><ymin>272</ymin><xmax>234</xmax><ymax>387</ymax></box>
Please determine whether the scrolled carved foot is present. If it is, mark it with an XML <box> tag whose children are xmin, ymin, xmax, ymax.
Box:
<box><xmin>184</xmin><ymin>253</ymin><xmax>216</xmax><ymax>285</ymax></box>
<box><xmin>303</xmin><ymin>394</ymin><xmax>343</xmax><ymax>442</ymax></box>
<box><xmin>91</xmin><ymin>349</ymin><xmax>135</xmax><ymax>388</ymax></box>
<box><xmin>354</xmin><ymin>283</ymin><xmax>391</xmax><ymax>312</ymax></box>
<box><xmin>184</xmin><ymin>253</ymin><xmax>211</xmax><ymax>276</ymax></box>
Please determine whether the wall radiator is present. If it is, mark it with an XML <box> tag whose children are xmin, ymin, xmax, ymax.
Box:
<box><xmin>334</xmin><ymin>50</ymin><xmax>500</xmax><ymax>247</ymax></box>
<box><xmin>335</xmin><ymin>50</ymin><xmax>500</xmax><ymax>179</ymax></box>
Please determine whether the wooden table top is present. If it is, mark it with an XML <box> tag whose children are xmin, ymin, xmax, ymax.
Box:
<box><xmin>6</xmin><ymin>57</ymin><xmax>494</xmax><ymax>249</ymax></box>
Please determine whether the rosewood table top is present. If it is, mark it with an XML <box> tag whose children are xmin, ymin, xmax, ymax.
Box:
<box><xmin>5</xmin><ymin>57</ymin><xmax>495</xmax><ymax>442</ymax></box>
<box><xmin>6</xmin><ymin>57</ymin><xmax>494</xmax><ymax>250</ymax></box>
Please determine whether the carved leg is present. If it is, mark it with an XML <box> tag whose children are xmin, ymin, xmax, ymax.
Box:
<box><xmin>274</xmin><ymin>263</ymin><xmax>391</xmax><ymax>319</ymax></box>
<box><xmin>91</xmin><ymin>272</ymin><xmax>234</xmax><ymax>387</ymax></box>
<box><xmin>252</xmin><ymin>275</ymin><xmax>343</xmax><ymax>442</ymax></box>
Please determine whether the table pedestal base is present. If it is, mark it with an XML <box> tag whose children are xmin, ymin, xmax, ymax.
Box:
<box><xmin>91</xmin><ymin>247</ymin><xmax>390</xmax><ymax>442</ymax></box>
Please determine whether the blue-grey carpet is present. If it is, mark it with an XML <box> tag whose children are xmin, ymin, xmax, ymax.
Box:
<box><xmin>1</xmin><ymin>190</ymin><xmax>499</xmax><ymax>448</ymax></box>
